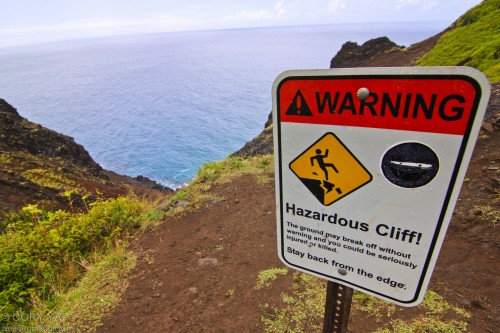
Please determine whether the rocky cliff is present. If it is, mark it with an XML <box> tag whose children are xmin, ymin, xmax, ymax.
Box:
<box><xmin>0</xmin><ymin>99</ymin><xmax>171</xmax><ymax>215</ymax></box>
<box><xmin>1</xmin><ymin>99</ymin><xmax>102</xmax><ymax>176</ymax></box>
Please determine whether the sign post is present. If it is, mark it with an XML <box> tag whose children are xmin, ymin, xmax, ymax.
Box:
<box><xmin>323</xmin><ymin>281</ymin><xmax>353</xmax><ymax>333</ymax></box>
<box><xmin>272</xmin><ymin>67</ymin><xmax>490</xmax><ymax>313</ymax></box>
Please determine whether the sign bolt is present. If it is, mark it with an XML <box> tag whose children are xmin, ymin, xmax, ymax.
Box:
<box><xmin>338</xmin><ymin>268</ymin><xmax>348</xmax><ymax>276</ymax></box>
<box><xmin>356</xmin><ymin>87</ymin><xmax>370</xmax><ymax>100</ymax></box>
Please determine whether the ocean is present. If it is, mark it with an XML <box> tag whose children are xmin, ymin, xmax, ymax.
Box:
<box><xmin>0</xmin><ymin>22</ymin><xmax>448</xmax><ymax>189</ymax></box>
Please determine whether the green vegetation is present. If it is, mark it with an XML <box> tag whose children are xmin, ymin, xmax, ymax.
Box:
<box><xmin>375</xmin><ymin>318</ymin><xmax>468</xmax><ymax>333</ymax></box>
<box><xmin>37</xmin><ymin>247</ymin><xmax>136</xmax><ymax>332</ymax></box>
<box><xmin>258</xmin><ymin>271</ymin><xmax>471</xmax><ymax>333</ymax></box>
<box><xmin>417</xmin><ymin>0</ymin><xmax>500</xmax><ymax>83</ymax></box>
<box><xmin>0</xmin><ymin>197</ymin><xmax>159</xmax><ymax>327</ymax></box>
<box><xmin>0</xmin><ymin>154</ymin><xmax>274</xmax><ymax>330</ymax></box>
<box><xmin>374</xmin><ymin>290</ymin><xmax>470</xmax><ymax>333</ymax></box>
<box><xmin>169</xmin><ymin>189</ymin><xmax>190</xmax><ymax>202</ymax></box>
<box><xmin>163</xmin><ymin>155</ymin><xmax>274</xmax><ymax>215</ymax></box>
<box><xmin>354</xmin><ymin>291</ymin><xmax>397</xmax><ymax>322</ymax></box>
<box><xmin>0</xmin><ymin>150</ymin><xmax>106</xmax><ymax>214</ymax></box>
<box><xmin>260</xmin><ymin>272</ymin><xmax>325</xmax><ymax>333</ymax></box>
<box><xmin>193</xmin><ymin>155</ymin><xmax>274</xmax><ymax>185</ymax></box>
<box><xmin>255</xmin><ymin>268</ymin><xmax>289</xmax><ymax>290</ymax></box>
<box><xmin>473</xmin><ymin>204</ymin><xmax>499</xmax><ymax>226</ymax></box>
<box><xmin>22</xmin><ymin>168</ymin><xmax>76</xmax><ymax>191</ymax></box>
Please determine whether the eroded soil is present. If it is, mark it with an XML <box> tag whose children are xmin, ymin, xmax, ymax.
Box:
<box><xmin>98</xmin><ymin>114</ymin><xmax>499</xmax><ymax>332</ymax></box>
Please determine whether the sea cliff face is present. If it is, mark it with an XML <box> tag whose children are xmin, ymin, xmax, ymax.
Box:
<box><xmin>329</xmin><ymin>32</ymin><xmax>444</xmax><ymax>68</ymax></box>
<box><xmin>0</xmin><ymin>99</ymin><xmax>102</xmax><ymax>176</ymax></box>
<box><xmin>0</xmin><ymin>99</ymin><xmax>171</xmax><ymax>215</ymax></box>
<box><xmin>329</xmin><ymin>37</ymin><xmax>402</xmax><ymax>68</ymax></box>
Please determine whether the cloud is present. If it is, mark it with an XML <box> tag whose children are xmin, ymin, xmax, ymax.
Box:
<box><xmin>275</xmin><ymin>0</ymin><xmax>287</xmax><ymax>17</ymax></box>
<box><xmin>223</xmin><ymin>9</ymin><xmax>273</xmax><ymax>21</ymax></box>
<box><xmin>221</xmin><ymin>1</ymin><xmax>289</xmax><ymax>24</ymax></box>
<box><xmin>327</xmin><ymin>0</ymin><xmax>347</xmax><ymax>13</ymax></box>
<box><xmin>222</xmin><ymin>0</ymin><xmax>345</xmax><ymax>24</ymax></box>
<box><xmin>396</xmin><ymin>0</ymin><xmax>419</xmax><ymax>9</ymax></box>
<box><xmin>0</xmin><ymin>15</ymin><xmax>201</xmax><ymax>47</ymax></box>
<box><xmin>0</xmin><ymin>15</ymin><xmax>198</xmax><ymax>35</ymax></box>
<box><xmin>396</xmin><ymin>0</ymin><xmax>440</xmax><ymax>10</ymax></box>
<box><xmin>189</xmin><ymin>4</ymin><xmax>208</xmax><ymax>10</ymax></box>
<box><xmin>422</xmin><ymin>1</ymin><xmax>439</xmax><ymax>10</ymax></box>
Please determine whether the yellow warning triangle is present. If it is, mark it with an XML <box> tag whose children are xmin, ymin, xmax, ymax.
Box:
<box><xmin>289</xmin><ymin>132</ymin><xmax>372</xmax><ymax>205</ymax></box>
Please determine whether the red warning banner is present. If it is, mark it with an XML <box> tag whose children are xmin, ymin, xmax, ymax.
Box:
<box><xmin>277</xmin><ymin>76</ymin><xmax>481</xmax><ymax>135</ymax></box>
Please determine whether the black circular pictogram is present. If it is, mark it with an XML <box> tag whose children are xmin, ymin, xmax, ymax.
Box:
<box><xmin>381</xmin><ymin>142</ymin><xmax>439</xmax><ymax>188</ymax></box>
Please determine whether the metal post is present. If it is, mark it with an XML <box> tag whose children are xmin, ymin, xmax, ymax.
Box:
<box><xmin>323</xmin><ymin>281</ymin><xmax>354</xmax><ymax>333</ymax></box>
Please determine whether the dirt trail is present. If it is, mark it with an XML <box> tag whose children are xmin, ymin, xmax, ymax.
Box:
<box><xmin>98</xmin><ymin>81</ymin><xmax>499</xmax><ymax>333</ymax></box>
<box><xmin>98</xmin><ymin>176</ymin><xmax>283</xmax><ymax>333</ymax></box>
<box><xmin>98</xmin><ymin>122</ymin><xmax>499</xmax><ymax>332</ymax></box>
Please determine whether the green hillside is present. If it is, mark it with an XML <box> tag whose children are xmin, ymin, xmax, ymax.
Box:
<box><xmin>417</xmin><ymin>0</ymin><xmax>500</xmax><ymax>82</ymax></box>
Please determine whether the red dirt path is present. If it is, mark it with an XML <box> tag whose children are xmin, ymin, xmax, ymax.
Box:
<box><xmin>98</xmin><ymin>116</ymin><xmax>499</xmax><ymax>332</ymax></box>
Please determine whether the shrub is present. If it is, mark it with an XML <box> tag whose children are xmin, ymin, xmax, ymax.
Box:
<box><xmin>0</xmin><ymin>197</ymin><xmax>146</xmax><ymax>320</ymax></box>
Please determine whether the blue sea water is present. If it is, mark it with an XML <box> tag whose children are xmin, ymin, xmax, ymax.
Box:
<box><xmin>0</xmin><ymin>22</ymin><xmax>448</xmax><ymax>188</ymax></box>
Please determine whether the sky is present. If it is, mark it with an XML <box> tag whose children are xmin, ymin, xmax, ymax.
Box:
<box><xmin>0</xmin><ymin>0</ymin><xmax>483</xmax><ymax>48</ymax></box>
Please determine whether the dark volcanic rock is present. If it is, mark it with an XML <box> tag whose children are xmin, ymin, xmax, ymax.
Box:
<box><xmin>231</xmin><ymin>112</ymin><xmax>273</xmax><ymax>158</ymax></box>
<box><xmin>330</xmin><ymin>37</ymin><xmax>402</xmax><ymax>68</ymax></box>
<box><xmin>0</xmin><ymin>98</ymin><xmax>102</xmax><ymax>176</ymax></box>
<box><xmin>0</xmin><ymin>98</ymin><xmax>173</xmax><ymax>215</ymax></box>
<box><xmin>331</xmin><ymin>31</ymin><xmax>445</xmax><ymax>68</ymax></box>
<box><xmin>133</xmin><ymin>175</ymin><xmax>172</xmax><ymax>193</ymax></box>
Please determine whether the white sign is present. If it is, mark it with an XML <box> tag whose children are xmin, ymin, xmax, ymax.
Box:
<box><xmin>272</xmin><ymin>67</ymin><xmax>490</xmax><ymax>306</ymax></box>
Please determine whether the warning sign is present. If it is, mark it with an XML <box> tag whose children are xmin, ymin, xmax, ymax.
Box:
<box><xmin>272</xmin><ymin>67</ymin><xmax>491</xmax><ymax>307</ymax></box>
<box><xmin>289</xmin><ymin>132</ymin><xmax>372</xmax><ymax>206</ymax></box>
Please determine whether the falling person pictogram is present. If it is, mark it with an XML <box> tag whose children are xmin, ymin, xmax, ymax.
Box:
<box><xmin>310</xmin><ymin>149</ymin><xmax>343</xmax><ymax>195</ymax></box>
<box><xmin>289</xmin><ymin>132</ymin><xmax>372</xmax><ymax>206</ymax></box>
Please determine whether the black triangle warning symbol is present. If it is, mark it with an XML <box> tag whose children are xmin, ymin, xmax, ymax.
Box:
<box><xmin>285</xmin><ymin>90</ymin><xmax>313</xmax><ymax>116</ymax></box>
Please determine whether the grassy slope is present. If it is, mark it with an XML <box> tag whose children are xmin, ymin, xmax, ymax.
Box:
<box><xmin>0</xmin><ymin>156</ymin><xmax>274</xmax><ymax>331</ymax></box>
<box><xmin>417</xmin><ymin>0</ymin><xmax>500</xmax><ymax>83</ymax></box>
